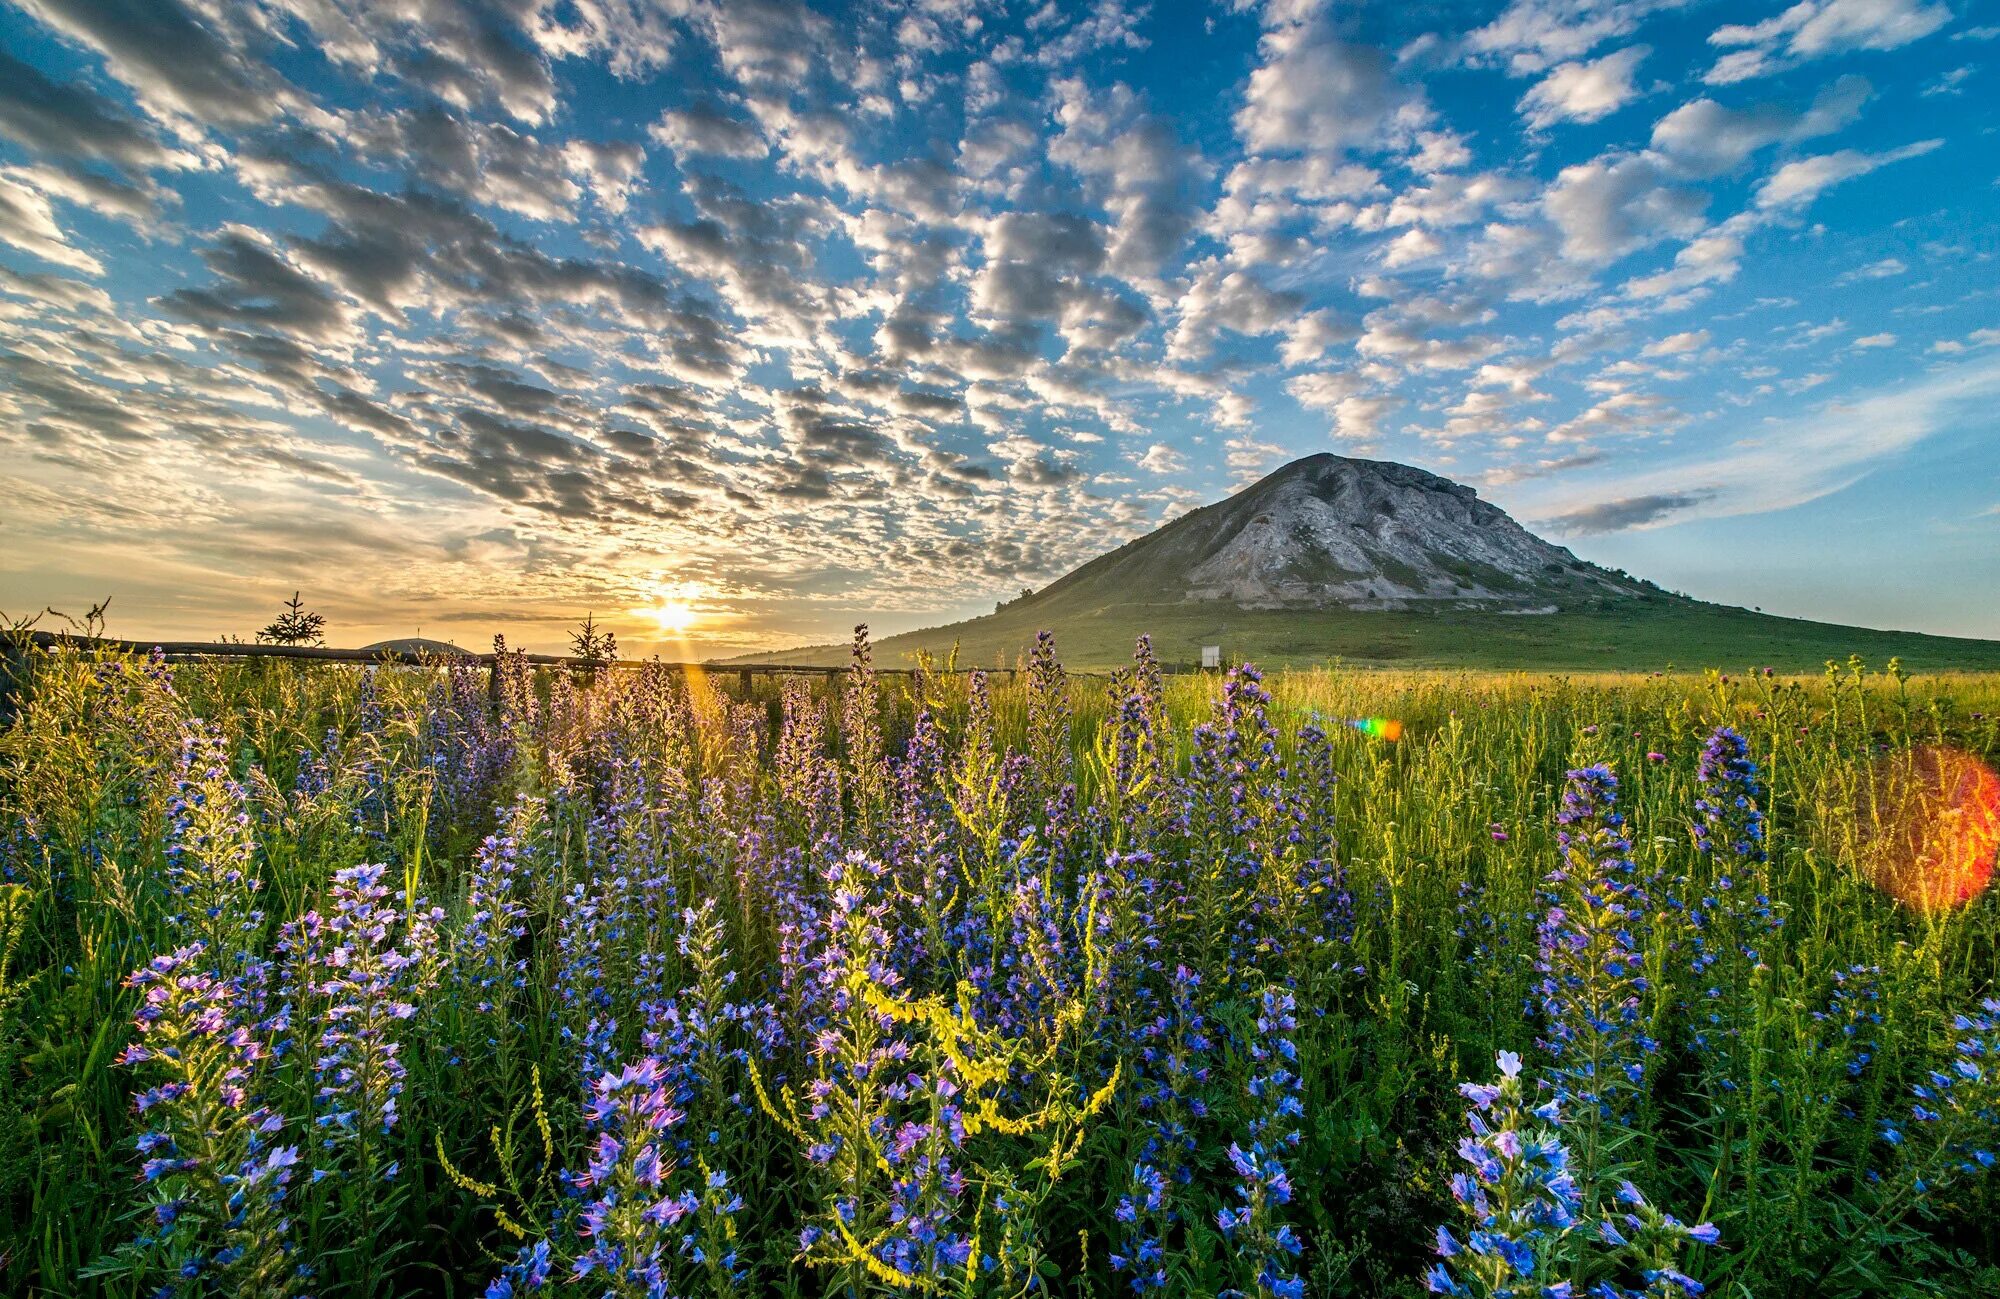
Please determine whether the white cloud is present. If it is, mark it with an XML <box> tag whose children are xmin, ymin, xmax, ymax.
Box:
<box><xmin>1706</xmin><ymin>0</ymin><xmax>1951</xmax><ymax>83</ymax></box>
<box><xmin>1834</xmin><ymin>256</ymin><xmax>1907</xmax><ymax>283</ymax></box>
<box><xmin>1235</xmin><ymin>8</ymin><xmax>1426</xmax><ymax>157</ymax></box>
<box><xmin>1544</xmin><ymin>152</ymin><xmax>1706</xmax><ymax>265</ymax></box>
<box><xmin>1852</xmin><ymin>331</ymin><xmax>1896</xmax><ymax>348</ymax></box>
<box><xmin>1518</xmin><ymin>46</ymin><xmax>1649</xmax><ymax>128</ymax></box>
<box><xmin>0</xmin><ymin>172</ymin><xmax>105</xmax><ymax>274</ymax></box>
<box><xmin>1649</xmin><ymin>74</ymin><xmax>1867</xmax><ymax>176</ymax></box>
<box><xmin>1642</xmin><ymin>329</ymin><xmax>1709</xmax><ymax>356</ymax></box>
<box><xmin>1462</xmin><ymin>0</ymin><xmax>1683</xmax><ymax>75</ymax></box>
<box><xmin>1521</xmin><ymin>353</ymin><xmax>2000</xmax><ymax>529</ymax></box>
<box><xmin>1136</xmin><ymin>442</ymin><xmax>1186</xmax><ymax>473</ymax></box>
<box><xmin>1755</xmin><ymin>139</ymin><xmax>1941</xmax><ymax>208</ymax></box>
<box><xmin>1381</xmin><ymin>227</ymin><xmax>1444</xmax><ymax>267</ymax></box>
<box><xmin>1621</xmin><ymin>232</ymin><xmax>1743</xmax><ymax>298</ymax></box>
<box><xmin>650</xmin><ymin>104</ymin><xmax>768</xmax><ymax>159</ymax></box>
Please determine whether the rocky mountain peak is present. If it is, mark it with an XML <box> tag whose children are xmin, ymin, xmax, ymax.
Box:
<box><xmin>1030</xmin><ymin>453</ymin><xmax>1644</xmax><ymax>613</ymax></box>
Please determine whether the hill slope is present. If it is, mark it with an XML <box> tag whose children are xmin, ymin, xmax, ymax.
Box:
<box><xmin>727</xmin><ymin>455</ymin><xmax>2000</xmax><ymax>673</ymax></box>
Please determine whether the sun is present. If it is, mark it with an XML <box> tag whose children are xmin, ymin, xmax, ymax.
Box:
<box><xmin>648</xmin><ymin>599</ymin><xmax>697</xmax><ymax>636</ymax></box>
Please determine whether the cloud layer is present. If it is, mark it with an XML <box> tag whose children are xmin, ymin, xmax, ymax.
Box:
<box><xmin>0</xmin><ymin>0</ymin><xmax>1993</xmax><ymax>649</ymax></box>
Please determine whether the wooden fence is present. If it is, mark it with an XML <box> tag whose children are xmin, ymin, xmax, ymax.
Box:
<box><xmin>1</xmin><ymin>631</ymin><xmax>1143</xmax><ymax>722</ymax></box>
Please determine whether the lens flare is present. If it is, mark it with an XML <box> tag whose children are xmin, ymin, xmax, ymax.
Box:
<box><xmin>1858</xmin><ymin>745</ymin><xmax>2000</xmax><ymax>913</ymax></box>
<box><xmin>1348</xmin><ymin>718</ymin><xmax>1404</xmax><ymax>742</ymax></box>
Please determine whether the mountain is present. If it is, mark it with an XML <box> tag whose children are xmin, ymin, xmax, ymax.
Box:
<box><xmin>1017</xmin><ymin>453</ymin><xmax>1640</xmax><ymax>613</ymax></box>
<box><xmin>725</xmin><ymin>454</ymin><xmax>2000</xmax><ymax>672</ymax></box>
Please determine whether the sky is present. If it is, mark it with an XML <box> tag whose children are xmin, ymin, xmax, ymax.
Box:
<box><xmin>0</xmin><ymin>0</ymin><xmax>1997</xmax><ymax>657</ymax></box>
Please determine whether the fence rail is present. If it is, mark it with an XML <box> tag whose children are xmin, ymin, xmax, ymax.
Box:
<box><xmin>4</xmin><ymin>629</ymin><xmax>1120</xmax><ymax>685</ymax></box>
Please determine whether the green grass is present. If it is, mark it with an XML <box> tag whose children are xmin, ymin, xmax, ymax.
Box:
<box><xmin>2</xmin><ymin>642</ymin><xmax>1998</xmax><ymax>1296</ymax></box>
<box><xmin>725</xmin><ymin>599</ymin><xmax>2000</xmax><ymax>674</ymax></box>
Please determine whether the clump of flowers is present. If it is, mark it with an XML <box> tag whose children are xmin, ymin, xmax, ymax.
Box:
<box><xmin>118</xmin><ymin>943</ymin><xmax>301</xmax><ymax>1296</ymax></box>
<box><xmin>1536</xmin><ymin>765</ymin><xmax>1653</xmax><ymax>1164</ymax></box>
<box><xmin>164</xmin><ymin>721</ymin><xmax>266</xmax><ymax>965</ymax></box>
<box><xmin>1427</xmin><ymin>1051</ymin><xmax>1716</xmax><ymax>1299</ymax></box>
<box><xmin>1686</xmin><ymin>727</ymin><xmax>1781</xmax><ymax>1096</ymax></box>
<box><xmin>1881</xmin><ymin>997</ymin><xmax>2000</xmax><ymax>1192</ymax></box>
<box><xmin>1216</xmin><ymin>986</ymin><xmax>1305</xmax><ymax>1299</ymax></box>
<box><xmin>311</xmin><ymin>864</ymin><xmax>438</xmax><ymax>1165</ymax></box>
<box><xmin>459</xmin><ymin>797</ymin><xmax>540</xmax><ymax>1027</ymax></box>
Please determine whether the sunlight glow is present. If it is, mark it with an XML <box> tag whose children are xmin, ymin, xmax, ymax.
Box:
<box><xmin>647</xmin><ymin>600</ymin><xmax>697</xmax><ymax>636</ymax></box>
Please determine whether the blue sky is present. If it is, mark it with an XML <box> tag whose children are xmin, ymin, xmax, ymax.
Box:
<box><xmin>0</xmin><ymin>0</ymin><xmax>1996</xmax><ymax>654</ymax></box>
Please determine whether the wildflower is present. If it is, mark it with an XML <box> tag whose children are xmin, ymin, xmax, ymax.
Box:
<box><xmin>163</xmin><ymin>721</ymin><xmax>265</xmax><ymax>966</ymax></box>
<box><xmin>120</xmin><ymin>944</ymin><xmax>299</xmax><ymax>1296</ymax></box>
<box><xmin>1890</xmin><ymin>997</ymin><xmax>2000</xmax><ymax>1190</ymax></box>
<box><xmin>1536</xmin><ymin>767</ymin><xmax>1652</xmax><ymax>1144</ymax></box>
<box><xmin>1216</xmin><ymin>986</ymin><xmax>1305</xmax><ymax>1299</ymax></box>
<box><xmin>1428</xmin><ymin>1052</ymin><xmax>1716</xmax><ymax>1299</ymax></box>
<box><xmin>310</xmin><ymin>865</ymin><xmax>439</xmax><ymax>1170</ymax></box>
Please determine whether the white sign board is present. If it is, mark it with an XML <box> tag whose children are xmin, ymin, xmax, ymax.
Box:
<box><xmin>1201</xmin><ymin>644</ymin><xmax>1221</xmax><ymax>669</ymax></box>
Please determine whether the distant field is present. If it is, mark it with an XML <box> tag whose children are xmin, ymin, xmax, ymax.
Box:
<box><xmin>723</xmin><ymin>598</ymin><xmax>2000</xmax><ymax>673</ymax></box>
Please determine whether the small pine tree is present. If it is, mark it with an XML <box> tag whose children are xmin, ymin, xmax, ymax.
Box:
<box><xmin>260</xmin><ymin>592</ymin><xmax>326</xmax><ymax>646</ymax></box>
<box><xmin>569</xmin><ymin>614</ymin><xmax>616</xmax><ymax>671</ymax></box>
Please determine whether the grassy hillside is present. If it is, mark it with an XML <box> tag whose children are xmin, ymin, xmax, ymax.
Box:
<box><xmin>722</xmin><ymin>598</ymin><xmax>2000</xmax><ymax>673</ymax></box>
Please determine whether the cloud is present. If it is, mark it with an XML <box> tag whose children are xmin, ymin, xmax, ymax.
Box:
<box><xmin>1852</xmin><ymin>331</ymin><xmax>1896</xmax><ymax>348</ymax></box>
<box><xmin>650</xmin><ymin>103</ymin><xmax>768</xmax><ymax>159</ymax></box>
<box><xmin>1648</xmin><ymin>74</ymin><xmax>1867</xmax><ymax>176</ymax></box>
<box><xmin>1523</xmin><ymin>353</ymin><xmax>2000</xmax><ymax>531</ymax></box>
<box><xmin>1641</xmin><ymin>329</ymin><xmax>1708</xmax><ymax>355</ymax></box>
<box><xmin>0</xmin><ymin>48</ymin><xmax>194</xmax><ymax>175</ymax></box>
<box><xmin>1543</xmin><ymin>489</ymin><xmax>1715</xmax><ymax>533</ymax></box>
<box><xmin>1519</xmin><ymin>45</ymin><xmax>1649</xmax><ymax>128</ymax></box>
<box><xmin>1544</xmin><ymin>152</ymin><xmax>1705</xmax><ymax>265</ymax></box>
<box><xmin>1166</xmin><ymin>263</ymin><xmax>1304</xmax><ymax>362</ymax></box>
<box><xmin>1048</xmin><ymin>78</ymin><xmax>1208</xmax><ymax>285</ymax></box>
<box><xmin>1754</xmin><ymin>139</ymin><xmax>1941</xmax><ymax>208</ymax></box>
<box><xmin>1235</xmin><ymin>8</ymin><xmax>1425</xmax><ymax>158</ymax></box>
<box><xmin>0</xmin><ymin>172</ymin><xmax>107</xmax><ymax>274</ymax></box>
<box><xmin>1136</xmin><ymin>442</ymin><xmax>1186</xmax><ymax>473</ymax></box>
<box><xmin>1288</xmin><ymin>370</ymin><xmax>1397</xmax><ymax>440</ymax></box>
<box><xmin>14</xmin><ymin>0</ymin><xmax>286</xmax><ymax>128</ymax></box>
<box><xmin>1621</xmin><ymin>232</ymin><xmax>1742</xmax><ymax>298</ymax></box>
<box><xmin>1462</xmin><ymin>0</ymin><xmax>1683</xmax><ymax>74</ymax></box>
<box><xmin>1706</xmin><ymin>0</ymin><xmax>1951</xmax><ymax>84</ymax></box>
<box><xmin>283</xmin><ymin>0</ymin><xmax>561</xmax><ymax>123</ymax></box>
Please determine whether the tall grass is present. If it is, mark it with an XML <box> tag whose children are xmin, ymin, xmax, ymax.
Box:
<box><xmin>0</xmin><ymin>637</ymin><xmax>1995</xmax><ymax>1297</ymax></box>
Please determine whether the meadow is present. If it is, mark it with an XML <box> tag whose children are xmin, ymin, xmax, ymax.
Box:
<box><xmin>0</xmin><ymin>631</ymin><xmax>1996</xmax><ymax>1298</ymax></box>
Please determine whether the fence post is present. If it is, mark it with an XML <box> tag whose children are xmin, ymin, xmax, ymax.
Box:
<box><xmin>0</xmin><ymin>639</ymin><xmax>23</xmax><ymax>726</ymax></box>
<box><xmin>738</xmin><ymin>668</ymin><xmax>754</xmax><ymax>695</ymax></box>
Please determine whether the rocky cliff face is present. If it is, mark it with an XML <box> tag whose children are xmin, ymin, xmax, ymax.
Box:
<box><xmin>1032</xmin><ymin>453</ymin><xmax>1643</xmax><ymax>612</ymax></box>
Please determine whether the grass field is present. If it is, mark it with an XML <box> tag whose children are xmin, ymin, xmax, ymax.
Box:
<box><xmin>723</xmin><ymin>600</ymin><xmax>2000</xmax><ymax>675</ymax></box>
<box><xmin>1</xmin><ymin>633</ymin><xmax>1997</xmax><ymax>1297</ymax></box>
